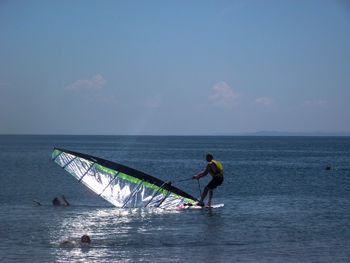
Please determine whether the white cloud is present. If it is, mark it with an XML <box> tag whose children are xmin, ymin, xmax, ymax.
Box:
<box><xmin>209</xmin><ymin>81</ymin><xmax>240</xmax><ymax>107</ymax></box>
<box><xmin>255</xmin><ymin>97</ymin><xmax>273</xmax><ymax>106</ymax></box>
<box><xmin>66</xmin><ymin>74</ymin><xmax>106</xmax><ymax>91</ymax></box>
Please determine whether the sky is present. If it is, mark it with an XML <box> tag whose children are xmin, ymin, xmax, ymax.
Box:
<box><xmin>1</xmin><ymin>0</ymin><xmax>349</xmax><ymax>135</ymax></box>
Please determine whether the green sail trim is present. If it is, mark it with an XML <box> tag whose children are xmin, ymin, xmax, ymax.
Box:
<box><xmin>95</xmin><ymin>163</ymin><xmax>118</xmax><ymax>176</ymax></box>
<box><xmin>118</xmin><ymin>172</ymin><xmax>142</xmax><ymax>184</ymax></box>
<box><xmin>52</xmin><ymin>149</ymin><xmax>61</xmax><ymax>159</ymax></box>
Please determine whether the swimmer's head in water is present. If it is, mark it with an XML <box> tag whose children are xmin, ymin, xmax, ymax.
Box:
<box><xmin>81</xmin><ymin>235</ymin><xmax>91</xmax><ymax>244</ymax></box>
<box><xmin>52</xmin><ymin>197</ymin><xmax>61</xmax><ymax>206</ymax></box>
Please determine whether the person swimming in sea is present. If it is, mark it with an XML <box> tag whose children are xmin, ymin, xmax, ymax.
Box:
<box><xmin>60</xmin><ymin>235</ymin><xmax>91</xmax><ymax>245</ymax></box>
<box><xmin>33</xmin><ymin>194</ymin><xmax>70</xmax><ymax>206</ymax></box>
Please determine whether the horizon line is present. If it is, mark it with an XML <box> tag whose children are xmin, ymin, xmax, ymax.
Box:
<box><xmin>1</xmin><ymin>131</ymin><xmax>350</xmax><ymax>137</ymax></box>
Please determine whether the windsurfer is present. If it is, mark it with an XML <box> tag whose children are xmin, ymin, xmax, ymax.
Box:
<box><xmin>192</xmin><ymin>153</ymin><xmax>223</xmax><ymax>207</ymax></box>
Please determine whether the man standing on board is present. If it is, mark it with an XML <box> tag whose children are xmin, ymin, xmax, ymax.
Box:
<box><xmin>192</xmin><ymin>153</ymin><xmax>224</xmax><ymax>207</ymax></box>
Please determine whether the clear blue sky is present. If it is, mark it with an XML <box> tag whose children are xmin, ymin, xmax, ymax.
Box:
<box><xmin>1</xmin><ymin>0</ymin><xmax>349</xmax><ymax>135</ymax></box>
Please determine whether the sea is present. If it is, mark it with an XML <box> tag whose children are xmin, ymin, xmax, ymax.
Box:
<box><xmin>0</xmin><ymin>135</ymin><xmax>349</xmax><ymax>263</ymax></box>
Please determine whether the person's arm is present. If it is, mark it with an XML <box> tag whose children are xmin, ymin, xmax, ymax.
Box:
<box><xmin>33</xmin><ymin>200</ymin><xmax>42</xmax><ymax>206</ymax></box>
<box><xmin>192</xmin><ymin>165</ymin><xmax>210</xmax><ymax>179</ymax></box>
<box><xmin>62</xmin><ymin>195</ymin><xmax>70</xmax><ymax>206</ymax></box>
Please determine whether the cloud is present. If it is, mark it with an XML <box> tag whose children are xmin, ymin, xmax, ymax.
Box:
<box><xmin>66</xmin><ymin>74</ymin><xmax>106</xmax><ymax>91</ymax></box>
<box><xmin>209</xmin><ymin>81</ymin><xmax>240</xmax><ymax>107</ymax></box>
<box><xmin>255</xmin><ymin>97</ymin><xmax>273</xmax><ymax>106</ymax></box>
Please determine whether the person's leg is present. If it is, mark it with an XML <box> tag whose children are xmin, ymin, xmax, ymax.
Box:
<box><xmin>198</xmin><ymin>186</ymin><xmax>209</xmax><ymax>206</ymax></box>
<box><xmin>207</xmin><ymin>189</ymin><xmax>213</xmax><ymax>207</ymax></box>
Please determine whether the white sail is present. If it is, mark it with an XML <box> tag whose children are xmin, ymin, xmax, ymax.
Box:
<box><xmin>52</xmin><ymin>148</ymin><xmax>198</xmax><ymax>208</ymax></box>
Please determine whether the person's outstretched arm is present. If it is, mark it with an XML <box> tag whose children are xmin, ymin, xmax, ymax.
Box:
<box><xmin>33</xmin><ymin>200</ymin><xmax>42</xmax><ymax>206</ymax></box>
<box><xmin>62</xmin><ymin>195</ymin><xmax>70</xmax><ymax>206</ymax></box>
<box><xmin>192</xmin><ymin>165</ymin><xmax>210</xmax><ymax>180</ymax></box>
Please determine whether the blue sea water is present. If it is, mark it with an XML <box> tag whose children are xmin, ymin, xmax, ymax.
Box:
<box><xmin>0</xmin><ymin>135</ymin><xmax>350</xmax><ymax>263</ymax></box>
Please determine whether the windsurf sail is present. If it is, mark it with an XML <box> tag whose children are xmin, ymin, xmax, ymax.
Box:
<box><xmin>52</xmin><ymin>147</ymin><xmax>198</xmax><ymax>208</ymax></box>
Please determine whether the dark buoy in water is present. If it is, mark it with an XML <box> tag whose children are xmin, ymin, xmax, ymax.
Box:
<box><xmin>325</xmin><ymin>165</ymin><xmax>331</xmax><ymax>170</ymax></box>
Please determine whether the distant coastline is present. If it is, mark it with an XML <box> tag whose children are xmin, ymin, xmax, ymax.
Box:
<box><xmin>1</xmin><ymin>131</ymin><xmax>350</xmax><ymax>137</ymax></box>
<box><xmin>239</xmin><ymin>131</ymin><xmax>350</xmax><ymax>136</ymax></box>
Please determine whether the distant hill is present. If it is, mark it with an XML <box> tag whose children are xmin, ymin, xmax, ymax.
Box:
<box><xmin>244</xmin><ymin>131</ymin><xmax>350</xmax><ymax>136</ymax></box>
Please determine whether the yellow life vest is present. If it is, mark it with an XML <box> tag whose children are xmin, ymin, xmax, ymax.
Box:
<box><xmin>211</xmin><ymin>160</ymin><xmax>224</xmax><ymax>176</ymax></box>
